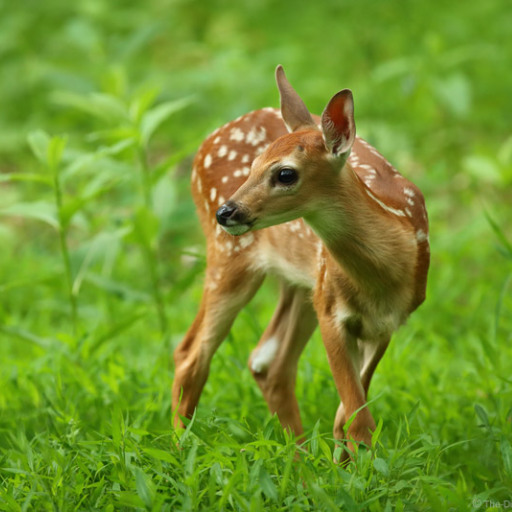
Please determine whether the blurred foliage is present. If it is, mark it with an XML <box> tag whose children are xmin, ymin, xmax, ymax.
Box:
<box><xmin>0</xmin><ymin>0</ymin><xmax>511</xmax><ymax>509</ymax></box>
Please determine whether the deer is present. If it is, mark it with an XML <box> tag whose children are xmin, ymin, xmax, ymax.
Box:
<box><xmin>172</xmin><ymin>65</ymin><xmax>430</xmax><ymax>458</ymax></box>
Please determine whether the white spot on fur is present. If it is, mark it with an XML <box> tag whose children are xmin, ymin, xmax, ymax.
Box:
<box><xmin>229</xmin><ymin>127</ymin><xmax>245</xmax><ymax>142</ymax></box>
<box><xmin>242</xmin><ymin>154</ymin><xmax>250</xmax><ymax>164</ymax></box>
<box><xmin>242</xmin><ymin>167</ymin><xmax>250</xmax><ymax>176</ymax></box>
<box><xmin>204</xmin><ymin>154</ymin><xmax>212</xmax><ymax>169</ymax></box>
<box><xmin>365</xmin><ymin>189</ymin><xmax>406</xmax><ymax>217</ymax></box>
<box><xmin>289</xmin><ymin>220</ymin><xmax>302</xmax><ymax>232</ymax></box>
<box><xmin>316</xmin><ymin>240</ymin><xmax>324</xmax><ymax>263</ymax></box>
<box><xmin>404</xmin><ymin>187</ymin><xmax>415</xmax><ymax>197</ymax></box>
<box><xmin>213</xmin><ymin>136</ymin><xmax>221</xmax><ymax>144</ymax></box>
<box><xmin>239</xmin><ymin>232</ymin><xmax>255</xmax><ymax>249</ymax></box>
<box><xmin>221</xmin><ymin>176</ymin><xmax>229</xmax><ymax>183</ymax></box>
<box><xmin>334</xmin><ymin>304</ymin><xmax>352</xmax><ymax>330</ymax></box>
<box><xmin>251</xmin><ymin>336</ymin><xmax>279</xmax><ymax>373</ymax></box>
<box><xmin>218</xmin><ymin>145</ymin><xmax>228</xmax><ymax>158</ymax></box>
<box><xmin>234</xmin><ymin>169</ymin><xmax>243</xmax><ymax>178</ymax></box>
<box><xmin>207</xmin><ymin>280</ymin><xmax>218</xmax><ymax>291</ymax></box>
<box><xmin>218</xmin><ymin>195</ymin><xmax>225</xmax><ymax>205</ymax></box>
<box><xmin>246</xmin><ymin>126</ymin><xmax>267</xmax><ymax>146</ymax></box>
<box><xmin>416</xmin><ymin>229</ymin><xmax>429</xmax><ymax>243</ymax></box>
<box><xmin>256</xmin><ymin>144</ymin><xmax>269</xmax><ymax>155</ymax></box>
<box><xmin>210</xmin><ymin>187</ymin><xmax>217</xmax><ymax>202</ymax></box>
<box><xmin>228</xmin><ymin>150</ymin><xmax>237</xmax><ymax>161</ymax></box>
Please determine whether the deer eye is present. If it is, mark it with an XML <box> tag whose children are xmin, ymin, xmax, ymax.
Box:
<box><xmin>276</xmin><ymin>167</ymin><xmax>298</xmax><ymax>185</ymax></box>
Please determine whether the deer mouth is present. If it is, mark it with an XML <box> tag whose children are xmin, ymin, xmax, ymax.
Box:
<box><xmin>221</xmin><ymin>223</ymin><xmax>252</xmax><ymax>236</ymax></box>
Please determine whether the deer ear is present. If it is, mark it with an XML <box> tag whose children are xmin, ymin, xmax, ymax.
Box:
<box><xmin>275</xmin><ymin>65</ymin><xmax>316</xmax><ymax>132</ymax></box>
<box><xmin>321</xmin><ymin>89</ymin><xmax>356</xmax><ymax>157</ymax></box>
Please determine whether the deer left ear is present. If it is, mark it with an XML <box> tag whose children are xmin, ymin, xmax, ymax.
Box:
<box><xmin>276</xmin><ymin>65</ymin><xmax>316</xmax><ymax>132</ymax></box>
<box><xmin>321</xmin><ymin>89</ymin><xmax>356</xmax><ymax>157</ymax></box>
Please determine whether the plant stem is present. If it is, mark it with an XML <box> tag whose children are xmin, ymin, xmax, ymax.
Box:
<box><xmin>138</xmin><ymin>147</ymin><xmax>152</xmax><ymax>209</ymax></box>
<box><xmin>140</xmin><ymin>237</ymin><xmax>168</xmax><ymax>335</ymax></box>
<box><xmin>54</xmin><ymin>173</ymin><xmax>78</xmax><ymax>335</ymax></box>
<box><xmin>136</xmin><ymin>146</ymin><xmax>168</xmax><ymax>336</ymax></box>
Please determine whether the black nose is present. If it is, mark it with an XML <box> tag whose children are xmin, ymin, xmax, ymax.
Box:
<box><xmin>216</xmin><ymin>201</ymin><xmax>238</xmax><ymax>226</ymax></box>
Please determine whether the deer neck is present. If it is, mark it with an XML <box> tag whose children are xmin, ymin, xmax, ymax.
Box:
<box><xmin>304</xmin><ymin>165</ymin><xmax>414</xmax><ymax>303</ymax></box>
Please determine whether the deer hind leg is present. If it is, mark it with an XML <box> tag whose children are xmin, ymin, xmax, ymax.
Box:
<box><xmin>249</xmin><ymin>282</ymin><xmax>317</xmax><ymax>438</ymax></box>
<box><xmin>172</xmin><ymin>258</ymin><xmax>263</xmax><ymax>428</ymax></box>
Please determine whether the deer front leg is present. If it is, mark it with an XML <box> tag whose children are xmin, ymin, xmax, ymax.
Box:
<box><xmin>314</xmin><ymin>299</ymin><xmax>376</xmax><ymax>457</ymax></box>
<box><xmin>334</xmin><ymin>337</ymin><xmax>390</xmax><ymax>434</ymax></box>
<box><xmin>172</xmin><ymin>263</ymin><xmax>263</xmax><ymax>428</ymax></box>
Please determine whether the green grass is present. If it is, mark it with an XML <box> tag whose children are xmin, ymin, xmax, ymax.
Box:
<box><xmin>1</xmin><ymin>0</ymin><xmax>512</xmax><ymax>510</ymax></box>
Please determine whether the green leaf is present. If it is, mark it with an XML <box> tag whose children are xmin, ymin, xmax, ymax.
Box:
<box><xmin>52</xmin><ymin>91</ymin><xmax>128</xmax><ymax>124</ymax></box>
<box><xmin>152</xmin><ymin>173</ymin><xmax>178</xmax><ymax>227</ymax></box>
<box><xmin>61</xmin><ymin>175</ymin><xmax>121</xmax><ymax>227</ymax></box>
<box><xmin>72</xmin><ymin>229</ymin><xmax>129</xmax><ymax>297</ymax></box>
<box><xmin>474</xmin><ymin>404</ymin><xmax>490</xmax><ymax>428</ymax></box>
<box><xmin>373</xmin><ymin>457</ymin><xmax>389</xmax><ymax>476</ymax></box>
<box><xmin>319</xmin><ymin>438</ymin><xmax>333</xmax><ymax>462</ymax></box>
<box><xmin>184</xmin><ymin>439</ymin><xmax>198</xmax><ymax>477</ymax></box>
<box><xmin>0</xmin><ymin>201</ymin><xmax>59</xmax><ymax>229</ymax></box>
<box><xmin>47</xmin><ymin>135</ymin><xmax>67</xmax><ymax>171</ymax></box>
<box><xmin>27</xmin><ymin>130</ymin><xmax>51</xmax><ymax>165</ymax></box>
<box><xmin>463</xmin><ymin>155</ymin><xmax>502</xmax><ymax>184</ymax></box>
<box><xmin>134</xmin><ymin>467</ymin><xmax>154</xmax><ymax>509</ymax></box>
<box><xmin>0</xmin><ymin>173</ymin><xmax>52</xmax><ymax>185</ymax></box>
<box><xmin>310</xmin><ymin>419</ymin><xmax>320</xmax><ymax>457</ymax></box>
<box><xmin>485</xmin><ymin>211</ymin><xmax>512</xmax><ymax>259</ymax></box>
<box><xmin>84</xmin><ymin>273</ymin><xmax>151</xmax><ymax>303</ymax></box>
<box><xmin>372</xmin><ymin>417</ymin><xmax>384</xmax><ymax>445</ymax></box>
<box><xmin>0</xmin><ymin>326</ymin><xmax>53</xmax><ymax>349</ymax></box>
<box><xmin>142</xmin><ymin>448</ymin><xmax>179</xmax><ymax>465</ymax></box>
<box><xmin>85</xmin><ymin>309</ymin><xmax>147</xmax><ymax>355</ymax></box>
<box><xmin>140</xmin><ymin>96</ymin><xmax>193</xmax><ymax>148</ymax></box>
<box><xmin>27</xmin><ymin>131</ymin><xmax>67</xmax><ymax>172</ymax></box>
<box><xmin>500</xmin><ymin>436</ymin><xmax>512</xmax><ymax>476</ymax></box>
<box><xmin>116</xmin><ymin>491</ymin><xmax>145</xmax><ymax>508</ymax></box>
<box><xmin>433</xmin><ymin>73</ymin><xmax>472</xmax><ymax>118</ymax></box>
<box><xmin>129</xmin><ymin>87</ymin><xmax>160</xmax><ymax>125</ymax></box>
<box><xmin>258</xmin><ymin>466</ymin><xmax>278</xmax><ymax>502</ymax></box>
<box><xmin>130</xmin><ymin>207</ymin><xmax>160</xmax><ymax>249</ymax></box>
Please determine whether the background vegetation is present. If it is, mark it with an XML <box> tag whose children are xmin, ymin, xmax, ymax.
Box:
<box><xmin>1</xmin><ymin>0</ymin><xmax>511</xmax><ymax>510</ymax></box>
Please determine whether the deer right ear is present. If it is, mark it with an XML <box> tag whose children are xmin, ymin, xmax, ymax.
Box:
<box><xmin>321</xmin><ymin>89</ymin><xmax>356</xmax><ymax>157</ymax></box>
<box><xmin>275</xmin><ymin>65</ymin><xmax>316</xmax><ymax>132</ymax></box>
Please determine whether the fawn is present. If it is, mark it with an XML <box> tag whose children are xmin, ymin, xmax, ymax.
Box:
<box><xmin>172</xmin><ymin>66</ymin><xmax>429</xmax><ymax>456</ymax></box>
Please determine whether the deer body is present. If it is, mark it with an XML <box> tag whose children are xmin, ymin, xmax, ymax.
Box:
<box><xmin>173</xmin><ymin>67</ymin><xmax>429</xmax><ymax>455</ymax></box>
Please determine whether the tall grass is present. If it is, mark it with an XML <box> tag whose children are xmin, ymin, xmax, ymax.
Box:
<box><xmin>1</xmin><ymin>0</ymin><xmax>511</xmax><ymax>509</ymax></box>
